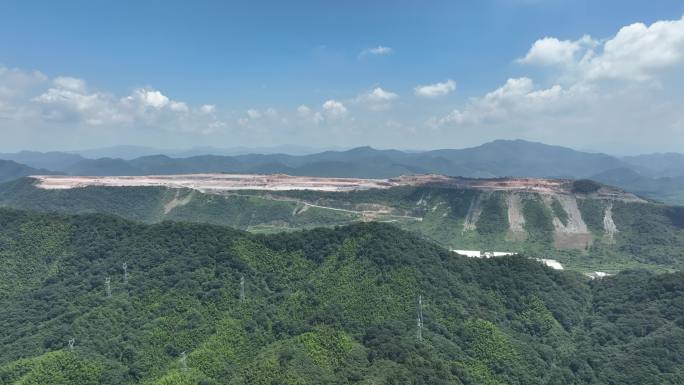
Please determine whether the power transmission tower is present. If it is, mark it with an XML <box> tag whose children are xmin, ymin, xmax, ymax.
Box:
<box><xmin>105</xmin><ymin>276</ymin><xmax>112</xmax><ymax>298</ymax></box>
<box><xmin>68</xmin><ymin>338</ymin><xmax>75</xmax><ymax>352</ymax></box>
<box><xmin>122</xmin><ymin>262</ymin><xmax>128</xmax><ymax>284</ymax></box>
<box><xmin>417</xmin><ymin>295</ymin><xmax>424</xmax><ymax>341</ymax></box>
<box><xmin>180</xmin><ymin>351</ymin><xmax>187</xmax><ymax>372</ymax></box>
<box><xmin>239</xmin><ymin>275</ymin><xmax>245</xmax><ymax>303</ymax></box>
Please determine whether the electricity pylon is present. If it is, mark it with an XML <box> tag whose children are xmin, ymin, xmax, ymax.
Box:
<box><xmin>417</xmin><ymin>295</ymin><xmax>424</xmax><ymax>341</ymax></box>
<box><xmin>240</xmin><ymin>275</ymin><xmax>245</xmax><ymax>303</ymax></box>
<box><xmin>180</xmin><ymin>351</ymin><xmax>187</xmax><ymax>372</ymax></box>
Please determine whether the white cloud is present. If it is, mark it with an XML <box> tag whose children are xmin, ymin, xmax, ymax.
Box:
<box><xmin>359</xmin><ymin>45</ymin><xmax>393</xmax><ymax>57</ymax></box>
<box><xmin>24</xmin><ymin>74</ymin><xmax>222</xmax><ymax>133</ymax></box>
<box><xmin>297</xmin><ymin>105</ymin><xmax>312</xmax><ymax>117</ymax></box>
<box><xmin>265</xmin><ymin>107</ymin><xmax>279</xmax><ymax>118</ymax></box>
<box><xmin>517</xmin><ymin>36</ymin><xmax>594</xmax><ymax>66</ymax></box>
<box><xmin>432</xmin><ymin>77</ymin><xmax>565</xmax><ymax>126</ymax></box>
<box><xmin>414</xmin><ymin>79</ymin><xmax>456</xmax><ymax>98</ymax></box>
<box><xmin>520</xmin><ymin>15</ymin><xmax>684</xmax><ymax>81</ymax></box>
<box><xmin>356</xmin><ymin>87</ymin><xmax>399</xmax><ymax>111</ymax></box>
<box><xmin>200</xmin><ymin>104</ymin><xmax>215</xmax><ymax>114</ymax></box>
<box><xmin>3</xmin><ymin>15</ymin><xmax>684</xmax><ymax>152</ymax></box>
<box><xmin>169</xmin><ymin>101</ymin><xmax>189</xmax><ymax>112</ymax></box>
<box><xmin>246</xmin><ymin>109</ymin><xmax>261</xmax><ymax>119</ymax></box>
<box><xmin>365</xmin><ymin>87</ymin><xmax>398</xmax><ymax>102</ymax></box>
<box><xmin>322</xmin><ymin>99</ymin><xmax>347</xmax><ymax>118</ymax></box>
<box><xmin>53</xmin><ymin>76</ymin><xmax>87</xmax><ymax>92</ymax></box>
<box><xmin>0</xmin><ymin>66</ymin><xmax>47</xmax><ymax>102</ymax></box>
<box><xmin>128</xmin><ymin>88</ymin><xmax>170</xmax><ymax>109</ymax></box>
<box><xmin>296</xmin><ymin>104</ymin><xmax>323</xmax><ymax>124</ymax></box>
<box><xmin>582</xmin><ymin>16</ymin><xmax>684</xmax><ymax>81</ymax></box>
<box><xmin>426</xmin><ymin>14</ymin><xmax>684</xmax><ymax>152</ymax></box>
<box><xmin>34</xmin><ymin>78</ymin><xmax>125</xmax><ymax>125</ymax></box>
<box><xmin>238</xmin><ymin>107</ymin><xmax>287</xmax><ymax>127</ymax></box>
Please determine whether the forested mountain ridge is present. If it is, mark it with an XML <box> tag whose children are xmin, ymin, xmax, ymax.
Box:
<box><xmin>0</xmin><ymin>159</ymin><xmax>60</xmax><ymax>183</ymax></box>
<box><xmin>0</xmin><ymin>208</ymin><xmax>683</xmax><ymax>384</ymax></box>
<box><xmin>2</xmin><ymin>177</ymin><xmax>684</xmax><ymax>273</ymax></box>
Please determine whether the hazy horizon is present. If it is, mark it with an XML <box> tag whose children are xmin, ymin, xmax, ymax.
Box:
<box><xmin>0</xmin><ymin>138</ymin><xmax>672</xmax><ymax>158</ymax></box>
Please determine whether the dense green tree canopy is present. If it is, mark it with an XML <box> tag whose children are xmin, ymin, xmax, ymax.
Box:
<box><xmin>0</xmin><ymin>208</ymin><xmax>683</xmax><ymax>384</ymax></box>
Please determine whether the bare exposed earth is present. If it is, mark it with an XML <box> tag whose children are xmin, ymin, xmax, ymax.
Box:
<box><xmin>164</xmin><ymin>190</ymin><xmax>194</xmax><ymax>214</ymax></box>
<box><xmin>463</xmin><ymin>193</ymin><xmax>487</xmax><ymax>232</ymax></box>
<box><xmin>32</xmin><ymin>173</ymin><xmax>647</xmax><ymax>201</ymax></box>
<box><xmin>32</xmin><ymin>174</ymin><xmax>396</xmax><ymax>192</ymax></box>
<box><xmin>505</xmin><ymin>194</ymin><xmax>527</xmax><ymax>241</ymax></box>
<box><xmin>603</xmin><ymin>203</ymin><xmax>619</xmax><ymax>243</ymax></box>
<box><xmin>546</xmin><ymin>195</ymin><xmax>593</xmax><ymax>250</ymax></box>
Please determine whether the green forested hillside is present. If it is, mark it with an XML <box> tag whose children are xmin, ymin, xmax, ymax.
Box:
<box><xmin>0</xmin><ymin>208</ymin><xmax>684</xmax><ymax>384</ymax></box>
<box><xmin>3</xmin><ymin>178</ymin><xmax>684</xmax><ymax>273</ymax></box>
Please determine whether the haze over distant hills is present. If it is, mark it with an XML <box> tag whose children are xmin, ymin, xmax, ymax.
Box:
<box><xmin>72</xmin><ymin>144</ymin><xmax>338</xmax><ymax>160</ymax></box>
<box><xmin>0</xmin><ymin>159</ymin><xmax>60</xmax><ymax>183</ymax></box>
<box><xmin>1</xmin><ymin>139</ymin><xmax>684</xmax><ymax>204</ymax></box>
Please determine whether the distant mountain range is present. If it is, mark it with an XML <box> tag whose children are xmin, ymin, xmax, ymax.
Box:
<box><xmin>2</xmin><ymin>139</ymin><xmax>684</xmax><ymax>204</ymax></box>
<box><xmin>0</xmin><ymin>159</ymin><xmax>60</xmax><ymax>183</ymax></box>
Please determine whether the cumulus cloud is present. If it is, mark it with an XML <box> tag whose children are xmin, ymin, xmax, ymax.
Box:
<box><xmin>517</xmin><ymin>36</ymin><xmax>594</xmax><ymax>66</ymax></box>
<box><xmin>19</xmin><ymin>73</ymin><xmax>224</xmax><ymax>131</ymax></box>
<box><xmin>519</xmin><ymin>15</ymin><xmax>684</xmax><ymax>81</ymax></box>
<box><xmin>414</xmin><ymin>79</ymin><xmax>456</xmax><ymax>98</ymax></box>
<box><xmin>364</xmin><ymin>87</ymin><xmax>398</xmax><ymax>102</ymax></box>
<box><xmin>0</xmin><ymin>67</ymin><xmax>47</xmax><ymax>108</ymax></box>
<box><xmin>582</xmin><ymin>16</ymin><xmax>684</xmax><ymax>81</ymax></box>
<box><xmin>296</xmin><ymin>105</ymin><xmax>312</xmax><ymax>117</ymax></box>
<box><xmin>428</xmin><ymin>14</ymin><xmax>684</xmax><ymax>151</ymax></box>
<box><xmin>246</xmin><ymin>109</ymin><xmax>262</xmax><ymax>119</ymax></box>
<box><xmin>126</xmin><ymin>89</ymin><xmax>170</xmax><ymax>109</ymax></box>
<box><xmin>34</xmin><ymin>79</ymin><xmax>124</xmax><ymax>125</ymax></box>
<box><xmin>238</xmin><ymin>107</ymin><xmax>287</xmax><ymax>127</ymax></box>
<box><xmin>432</xmin><ymin>77</ymin><xmax>565</xmax><ymax>126</ymax></box>
<box><xmin>200</xmin><ymin>104</ymin><xmax>216</xmax><ymax>114</ymax></box>
<box><xmin>322</xmin><ymin>99</ymin><xmax>347</xmax><ymax>118</ymax></box>
<box><xmin>3</xmin><ymin>14</ymin><xmax>684</xmax><ymax>152</ymax></box>
<box><xmin>359</xmin><ymin>45</ymin><xmax>393</xmax><ymax>57</ymax></box>
<box><xmin>53</xmin><ymin>76</ymin><xmax>87</xmax><ymax>92</ymax></box>
<box><xmin>356</xmin><ymin>87</ymin><xmax>399</xmax><ymax>111</ymax></box>
<box><xmin>296</xmin><ymin>104</ymin><xmax>323</xmax><ymax>124</ymax></box>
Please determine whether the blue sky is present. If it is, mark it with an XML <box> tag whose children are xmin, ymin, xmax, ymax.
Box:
<box><xmin>1</xmin><ymin>0</ymin><xmax>684</xmax><ymax>153</ymax></box>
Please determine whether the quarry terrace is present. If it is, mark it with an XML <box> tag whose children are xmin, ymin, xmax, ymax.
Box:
<box><xmin>29</xmin><ymin>174</ymin><xmax>644</xmax><ymax>201</ymax></box>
